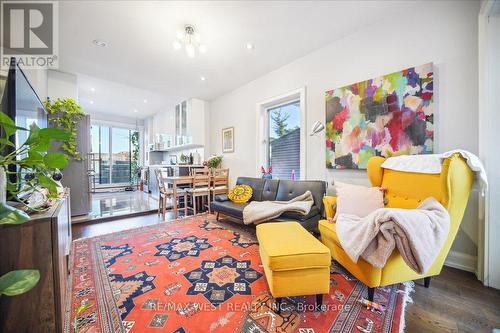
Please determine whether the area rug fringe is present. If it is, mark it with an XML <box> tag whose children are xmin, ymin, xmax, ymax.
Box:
<box><xmin>398</xmin><ymin>281</ymin><xmax>415</xmax><ymax>333</ymax></box>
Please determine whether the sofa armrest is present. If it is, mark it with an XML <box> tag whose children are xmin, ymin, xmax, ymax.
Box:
<box><xmin>214</xmin><ymin>194</ymin><xmax>229</xmax><ymax>202</ymax></box>
<box><xmin>323</xmin><ymin>196</ymin><xmax>337</xmax><ymax>220</ymax></box>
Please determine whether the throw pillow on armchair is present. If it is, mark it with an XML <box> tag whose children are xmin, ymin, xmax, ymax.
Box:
<box><xmin>334</xmin><ymin>182</ymin><xmax>384</xmax><ymax>219</ymax></box>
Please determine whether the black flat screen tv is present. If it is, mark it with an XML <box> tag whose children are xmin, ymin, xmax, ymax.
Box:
<box><xmin>1</xmin><ymin>57</ymin><xmax>48</xmax><ymax>188</ymax></box>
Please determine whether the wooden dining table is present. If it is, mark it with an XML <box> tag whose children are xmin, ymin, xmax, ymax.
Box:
<box><xmin>162</xmin><ymin>175</ymin><xmax>194</xmax><ymax>218</ymax></box>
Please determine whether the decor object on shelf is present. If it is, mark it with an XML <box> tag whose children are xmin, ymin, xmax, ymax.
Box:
<box><xmin>228</xmin><ymin>184</ymin><xmax>253</xmax><ymax>203</ymax></box>
<box><xmin>325</xmin><ymin>63</ymin><xmax>434</xmax><ymax>169</ymax></box>
<box><xmin>319</xmin><ymin>153</ymin><xmax>473</xmax><ymax>302</ymax></box>
<box><xmin>205</xmin><ymin>155</ymin><xmax>223</xmax><ymax>169</ymax></box>
<box><xmin>172</xmin><ymin>24</ymin><xmax>207</xmax><ymax>58</ymax></box>
<box><xmin>222</xmin><ymin>127</ymin><xmax>234</xmax><ymax>153</ymax></box>
<box><xmin>0</xmin><ymin>112</ymin><xmax>70</xmax><ymax>209</ymax></box>
<box><xmin>67</xmin><ymin>215</ymin><xmax>411</xmax><ymax>333</ymax></box>
<box><xmin>261</xmin><ymin>165</ymin><xmax>272</xmax><ymax>179</ymax></box>
<box><xmin>43</xmin><ymin>98</ymin><xmax>85</xmax><ymax>160</ymax></box>
<box><xmin>180</xmin><ymin>153</ymin><xmax>189</xmax><ymax>164</ymax></box>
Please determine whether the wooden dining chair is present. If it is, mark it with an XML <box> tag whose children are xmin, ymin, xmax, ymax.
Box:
<box><xmin>187</xmin><ymin>168</ymin><xmax>211</xmax><ymax>215</ymax></box>
<box><xmin>210</xmin><ymin>168</ymin><xmax>229</xmax><ymax>203</ymax></box>
<box><xmin>155</xmin><ymin>168</ymin><xmax>171</xmax><ymax>217</ymax></box>
<box><xmin>155</xmin><ymin>168</ymin><xmax>187</xmax><ymax>217</ymax></box>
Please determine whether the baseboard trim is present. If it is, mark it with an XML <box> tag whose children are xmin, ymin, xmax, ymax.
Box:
<box><xmin>445</xmin><ymin>250</ymin><xmax>477</xmax><ymax>273</ymax></box>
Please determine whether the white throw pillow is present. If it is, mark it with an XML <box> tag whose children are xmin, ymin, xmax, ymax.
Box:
<box><xmin>334</xmin><ymin>181</ymin><xmax>384</xmax><ymax>219</ymax></box>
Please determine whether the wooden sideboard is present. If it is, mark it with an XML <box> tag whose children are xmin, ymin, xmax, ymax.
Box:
<box><xmin>0</xmin><ymin>191</ymin><xmax>71</xmax><ymax>333</ymax></box>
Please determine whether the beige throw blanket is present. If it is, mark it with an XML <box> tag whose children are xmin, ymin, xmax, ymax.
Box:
<box><xmin>336</xmin><ymin>197</ymin><xmax>450</xmax><ymax>274</ymax></box>
<box><xmin>242</xmin><ymin>191</ymin><xmax>314</xmax><ymax>225</ymax></box>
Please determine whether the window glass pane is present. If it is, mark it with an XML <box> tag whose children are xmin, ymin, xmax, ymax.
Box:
<box><xmin>111</xmin><ymin>127</ymin><xmax>131</xmax><ymax>183</ymax></box>
<box><xmin>99</xmin><ymin>126</ymin><xmax>110</xmax><ymax>184</ymax></box>
<box><xmin>267</xmin><ymin>101</ymin><xmax>300</xmax><ymax>180</ymax></box>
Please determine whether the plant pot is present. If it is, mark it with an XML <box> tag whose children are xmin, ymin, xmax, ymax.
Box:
<box><xmin>0</xmin><ymin>168</ymin><xmax>6</xmax><ymax>204</ymax></box>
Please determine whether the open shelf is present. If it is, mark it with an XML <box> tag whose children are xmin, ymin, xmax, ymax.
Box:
<box><xmin>148</xmin><ymin>143</ymin><xmax>204</xmax><ymax>153</ymax></box>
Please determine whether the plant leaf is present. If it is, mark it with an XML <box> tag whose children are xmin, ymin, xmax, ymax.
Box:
<box><xmin>39</xmin><ymin>128</ymin><xmax>71</xmax><ymax>141</ymax></box>
<box><xmin>0</xmin><ymin>112</ymin><xmax>17</xmax><ymax>137</ymax></box>
<box><xmin>24</xmin><ymin>123</ymin><xmax>40</xmax><ymax>146</ymax></box>
<box><xmin>37</xmin><ymin>174</ymin><xmax>58</xmax><ymax>194</ymax></box>
<box><xmin>43</xmin><ymin>152</ymin><xmax>69</xmax><ymax>169</ymax></box>
<box><xmin>29</xmin><ymin>139</ymin><xmax>50</xmax><ymax>152</ymax></box>
<box><xmin>0</xmin><ymin>138</ymin><xmax>15</xmax><ymax>147</ymax></box>
<box><xmin>0</xmin><ymin>270</ymin><xmax>40</xmax><ymax>296</ymax></box>
<box><xmin>0</xmin><ymin>203</ymin><xmax>30</xmax><ymax>224</ymax></box>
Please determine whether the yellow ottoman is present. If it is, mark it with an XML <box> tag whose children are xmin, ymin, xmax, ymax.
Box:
<box><xmin>256</xmin><ymin>222</ymin><xmax>331</xmax><ymax>311</ymax></box>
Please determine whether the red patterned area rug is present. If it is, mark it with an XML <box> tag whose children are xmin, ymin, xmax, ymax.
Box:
<box><xmin>66</xmin><ymin>214</ymin><xmax>412</xmax><ymax>333</ymax></box>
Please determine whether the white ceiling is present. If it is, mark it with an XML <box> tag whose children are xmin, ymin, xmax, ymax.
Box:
<box><xmin>59</xmin><ymin>0</ymin><xmax>421</xmax><ymax>119</ymax></box>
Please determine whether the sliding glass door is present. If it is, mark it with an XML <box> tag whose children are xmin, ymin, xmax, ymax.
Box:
<box><xmin>91</xmin><ymin>124</ymin><xmax>138</xmax><ymax>186</ymax></box>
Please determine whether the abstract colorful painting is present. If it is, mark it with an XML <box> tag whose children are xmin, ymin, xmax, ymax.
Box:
<box><xmin>325</xmin><ymin>63</ymin><xmax>434</xmax><ymax>169</ymax></box>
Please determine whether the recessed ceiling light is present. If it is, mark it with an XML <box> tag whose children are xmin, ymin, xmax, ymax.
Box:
<box><xmin>92</xmin><ymin>39</ymin><xmax>108</xmax><ymax>47</ymax></box>
<box><xmin>133</xmin><ymin>109</ymin><xmax>138</xmax><ymax>113</ymax></box>
<box><xmin>90</xmin><ymin>100</ymin><xmax>94</xmax><ymax>105</ymax></box>
<box><xmin>90</xmin><ymin>87</ymin><xmax>95</xmax><ymax>92</ymax></box>
<box><xmin>246</xmin><ymin>42</ymin><xmax>254</xmax><ymax>50</ymax></box>
<box><xmin>200</xmin><ymin>76</ymin><xmax>206</xmax><ymax>81</ymax></box>
<box><xmin>143</xmin><ymin>99</ymin><xmax>148</xmax><ymax>104</ymax></box>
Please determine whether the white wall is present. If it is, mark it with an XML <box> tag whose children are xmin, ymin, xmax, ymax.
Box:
<box><xmin>48</xmin><ymin>70</ymin><xmax>78</xmax><ymax>100</ymax></box>
<box><xmin>209</xmin><ymin>1</ymin><xmax>480</xmax><ymax>264</ymax></box>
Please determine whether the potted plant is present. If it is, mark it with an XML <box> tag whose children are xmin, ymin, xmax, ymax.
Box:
<box><xmin>43</xmin><ymin>98</ymin><xmax>85</xmax><ymax>160</ymax></box>
<box><xmin>0</xmin><ymin>111</ymin><xmax>70</xmax><ymax>298</ymax></box>
<box><xmin>205</xmin><ymin>155</ymin><xmax>223</xmax><ymax>170</ymax></box>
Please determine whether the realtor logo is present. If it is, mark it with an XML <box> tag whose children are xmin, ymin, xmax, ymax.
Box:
<box><xmin>1</xmin><ymin>1</ymin><xmax>58</xmax><ymax>69</ymax></box>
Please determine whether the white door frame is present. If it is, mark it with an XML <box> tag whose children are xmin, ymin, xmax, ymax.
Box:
<box><xmin>256</xmin><ymin>87</ymin><xmax>307</xmax><ymax>180</ymax></box>
<box><xmin>478</xmin><ymin>0</ymin><xmax>499</xmax><ymax>288</ymax></box>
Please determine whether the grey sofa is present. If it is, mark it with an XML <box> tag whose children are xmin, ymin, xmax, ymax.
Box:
<box><xmin>210</xmin><ymin>177</ymin><xmax>326</xmax><ymax>233</ymax></box>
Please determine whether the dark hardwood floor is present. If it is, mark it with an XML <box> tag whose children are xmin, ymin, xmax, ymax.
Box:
<box><xmin>72</xmin><ymin>214</ymin><xmax>500</xmax><ymax>333</ymax></box>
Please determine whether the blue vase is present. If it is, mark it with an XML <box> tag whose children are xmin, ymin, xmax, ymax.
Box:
<box><xmin>262</xmin><ymin>173</ymin><xmax>272</xmax><ymax>180</ymax></box>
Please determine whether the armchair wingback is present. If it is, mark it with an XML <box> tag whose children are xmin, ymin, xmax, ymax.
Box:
<box><xmin>319</xmin><ymin>153</ymin><xmax>473</xmax><ymax>295</ymax></box>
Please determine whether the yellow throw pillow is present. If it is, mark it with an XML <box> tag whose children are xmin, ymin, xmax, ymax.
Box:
<box><xmin>228</xmin><ymin>185</ymin><xmax>253</xmax><ymax>203</ymax></box>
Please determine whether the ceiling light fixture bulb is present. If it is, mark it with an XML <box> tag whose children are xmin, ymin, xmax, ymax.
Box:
<box><xmin>133</xmin><ymin>109</ymin><xmax>138</xmax><ymax>113</ymax></box>
<box><xmin>200</xmin><ymin>76</ymin><xmax>206</xmax><ymax>81</ymax></box>
<box><xmin>90</xmin><ymin>100</ymin><xmax>94</xmax><ymax>105</ymax></box>
<box><xmin>90</xmin><ymin>87</ymin><xmax>95</xmax><ymax>92</ymax></box>
<box><xmin>173</xmin><ymin>24</ymin><xmax>206</xmax><ymax>58</ymax></box>
<box><xmin>246</xmin><ymin>42</ymin><xmax>254</xmax><ymax>50</ymax></box>
<box><xmin>185</xmin><ymin>43</ymin><xmax>195</xmax><ymax>58</ymax></box>
<box><xmin>172</xmin><ymin>40</ymin><xmax>182</xmax><ymax>50</ymax></box>
<box><xmin>143</xmin><ymin>99</ymin><xmax>148</xmax><ymax>103</ymax></box>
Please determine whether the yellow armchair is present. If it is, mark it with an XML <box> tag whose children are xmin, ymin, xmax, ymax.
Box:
<box><xmin>319</xmin><ymin>153</ymin><xmax>474</xmax><ymax>300</ymax></box>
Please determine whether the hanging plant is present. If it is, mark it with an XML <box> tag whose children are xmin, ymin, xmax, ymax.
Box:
<box><xmin>44</xmin><ymin>98</ymin><xmax>85</xmax><ymax>160</ymax></box>
<box><xmin>130</xmin><ymin>131</ymin><xmax>140</xmax><ymax>187</ymax></box>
